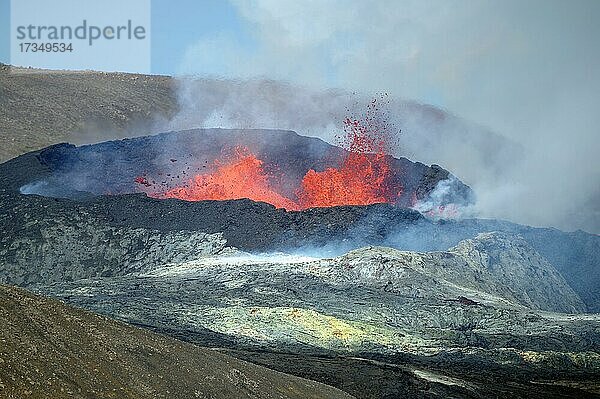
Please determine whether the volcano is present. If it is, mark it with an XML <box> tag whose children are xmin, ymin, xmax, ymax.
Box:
<box><xmin>20</xmin><ymin>128</ymin><xmax>474</xmax><ymax>212</ymax></box>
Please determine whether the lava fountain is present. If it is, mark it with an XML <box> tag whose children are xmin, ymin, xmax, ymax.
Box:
<box><xmin>136</xmin><ymin>96</ymin><xmax>403</xmax><ymax>210</ymax></box>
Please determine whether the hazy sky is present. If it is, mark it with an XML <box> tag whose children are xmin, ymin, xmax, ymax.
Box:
<box><xmin>1</xmin><ymin>0</ymin><xmax>599</xmax><ymax>232</ymax></box>
<box><xmin>168</xmin><ymin>0</ymin><xmax>600</xmax><ymax>144</ymax></box>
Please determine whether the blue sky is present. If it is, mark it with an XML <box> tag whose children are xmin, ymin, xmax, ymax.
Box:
<box><xmin>150</xmin><ymin>0</ymin><xmax>251</xmax><ymax>75</ymax></box>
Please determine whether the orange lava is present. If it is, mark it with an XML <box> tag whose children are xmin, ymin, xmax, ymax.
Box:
<box><xmin>297</xmin><ymin>116</ymin><xmax>399</xmax><ymax>208</ymax></box>
<box><xmin>158</xmin><ymin>147</ymin><xmax>300</xmax><ymax>210</ymax></box>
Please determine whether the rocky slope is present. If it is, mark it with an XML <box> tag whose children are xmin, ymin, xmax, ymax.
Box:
<box><xmin>0</xmin><ymin>205</ymin><xmax>232</xmax><ymax>286</ymax></box>
<box><xmin>32</xmin><ymin>234</ymin><xmax>599</xmax><ymax>398</ymax></box>
<box><xmin>0</xmin><ymin>284</ymin><xmax>352</xmax><ymax>399</ymax></box>
<box><xmin>446</xmin><ymin>233</ymin><xmax>585</xmax><ymax>313</ymax></box>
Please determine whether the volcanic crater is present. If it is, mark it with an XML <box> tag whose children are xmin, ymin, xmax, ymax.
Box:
<box><xmin>20</xmin><ymin>128</ymin><xmax>473</xmax><ymax>212</ymax></box>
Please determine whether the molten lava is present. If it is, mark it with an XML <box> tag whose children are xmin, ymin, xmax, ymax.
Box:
<box><xmin>297</xmin><ymin>113</ymin><xmax>400</xmax><ymax>208</ymax></box>
<box><xmin>298</xmin><ymin>153</ymin><xmax>391</xmax><ymax>208</ymax></box>
<box><xmin>136</xmin><ymin>95</ymin><xmax>402</xmax><ymax>210</ymax></box>
<box><xmin>157</xmin><ymin>147</ymin><xmax>300</xmax><ymax>210</ymax></box>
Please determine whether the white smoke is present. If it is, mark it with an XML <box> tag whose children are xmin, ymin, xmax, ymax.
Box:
<box><xmin>412</xmin><ymin>176</ymin><xmax>476</xmax><ymax>220</ymax></box>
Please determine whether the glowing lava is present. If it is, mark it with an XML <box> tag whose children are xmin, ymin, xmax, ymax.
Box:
<box><xmin>157</xmin><ymin>147</ymin><xmax>300</xmax><ymax>210</ymax></box>
<box><xmin>297</xmin><ymin>113</ymin><xmax>400</xmax><ymax>208</ymax></box>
